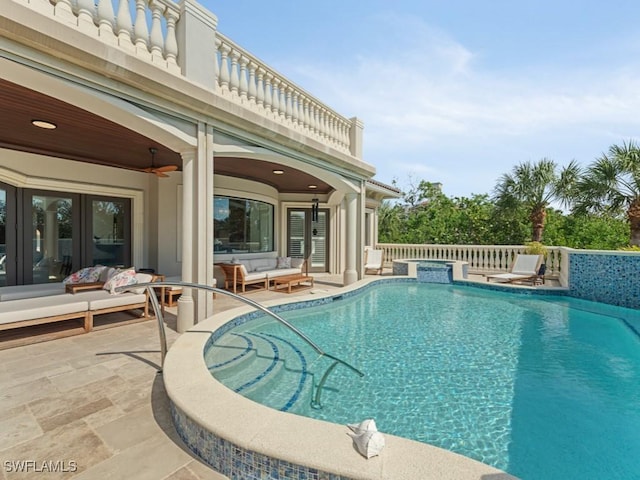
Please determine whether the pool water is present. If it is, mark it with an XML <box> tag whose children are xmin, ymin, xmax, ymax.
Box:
<box><xmin>208</xmin><ymin>283</ymin><xmax>640</xmax><ymax>480</ymax></box>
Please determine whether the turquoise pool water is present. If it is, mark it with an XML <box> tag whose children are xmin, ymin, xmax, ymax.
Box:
<box><xmin>207</xmin><ymin>283</ymin><xmax>640</xmax><ymax>480</ymax></box>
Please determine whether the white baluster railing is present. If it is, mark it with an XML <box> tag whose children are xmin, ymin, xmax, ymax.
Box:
<box><xmin>214</xmin><ymin>32</ymin><xmax>352</xmax><ymax>155</ymax></box>
<box><xmin>28</xmin><ymin>0</ymin><xmax>180</xmax><ymax>71</ymax></box>
<box><xmin>376</xmin><ymin>243</ymin><xmax>562</xmax><ymax>278</ymax></box>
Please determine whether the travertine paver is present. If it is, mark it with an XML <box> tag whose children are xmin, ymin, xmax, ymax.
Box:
<box><xmin>0</xmin><ymin>274</ymin><xmax>345</xmax><ymax>479</ymax></box>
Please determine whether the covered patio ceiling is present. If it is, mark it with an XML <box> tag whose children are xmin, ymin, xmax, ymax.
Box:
<box><xmin>0</xmin><ymin>79</ymin><xmax>332</xmax><ymax>194</ymax></box>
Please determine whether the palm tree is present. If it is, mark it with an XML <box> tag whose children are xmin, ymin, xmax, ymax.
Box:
<box><xmin>493</xmin><ymin>158</ymin><xmax>580</xmax><ymax>242</ymax></box>
<box><xmin>572</xmin><ymin>141</ymin><xmax>640</xmax><ymax>246</ymax></box>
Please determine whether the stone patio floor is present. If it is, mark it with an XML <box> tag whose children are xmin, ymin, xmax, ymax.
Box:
<box><xmin>0</xmin><ymin>274</ymin><xmax>348</xmax><ymax>480</ymax></box>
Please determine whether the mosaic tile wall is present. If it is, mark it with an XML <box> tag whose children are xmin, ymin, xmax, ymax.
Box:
<box><xmin>416</xmin><ymin>264</ymin><xmax>453</xmax><ymax>283</ymax></box>
<box><xmin>569</xmin><ymin>253</ymin><xmax>640</xmax><ymax>309</ymax></box>
<box><xmin>170</xmin><ymin>402</ymin><xmax>354</xmax><ymax>480</ymax></box>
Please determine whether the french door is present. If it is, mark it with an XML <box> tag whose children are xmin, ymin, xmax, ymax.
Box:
<box><xmin>287</xmin><ymin>208</ymin><xmax>329</xmax><ymax>273</ymax></box>
<box><xmin>0</xmin><ymin>181</ymin><xmax>132</xmax><ymax>285</ymax></box>
<box><xmin>0</xmin><ymin>183</ymin><xmax>16</xmax><ymax>286</ymax></box>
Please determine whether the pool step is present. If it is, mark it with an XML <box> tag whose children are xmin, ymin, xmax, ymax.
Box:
<box><xmin>207</xmin><ymin>332</ymin><xmax>314</xmax><ymax>411</ymax></box>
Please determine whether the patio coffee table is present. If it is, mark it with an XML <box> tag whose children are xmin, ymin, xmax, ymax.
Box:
<box><xmin>271</xmin><ymin>274</ymin><xmax>314</xmax><ymax>294</ymax></box>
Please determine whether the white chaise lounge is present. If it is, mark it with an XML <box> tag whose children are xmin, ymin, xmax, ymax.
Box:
<box><xmin>364</xmin><ymin>248</ymin><xmax>384</xmax><ymax>275</ymax></box>
<box><xmin>486</xmin><ymin>254</ymin><xmax>543</xmax><ymax>284</ymax></box>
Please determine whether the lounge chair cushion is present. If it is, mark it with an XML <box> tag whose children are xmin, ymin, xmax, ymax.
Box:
<box><xmin>0</xmin><ymin>295</ymin><xmax>88</xmax><ymax>325</ymax></box>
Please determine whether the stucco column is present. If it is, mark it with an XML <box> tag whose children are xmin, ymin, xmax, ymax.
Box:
<box><xmin>177</xmin><ymin>124</ymin><xmax>214</xmax><ymax>332</ymax></box>
<box><xmin>343</xmin><ymin>192</ymin><xmax>358</xmax><ymax>285</ymax></box>
<box><xmin>177</xmin><ymin>149</ymin><xmax>196</xmax><ymax>333</ymax></box>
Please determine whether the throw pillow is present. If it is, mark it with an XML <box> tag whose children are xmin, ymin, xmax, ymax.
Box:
<box><xmin>63</xmin><ymin>265</ymin><xmax>107</xmax><ymax>284</ymax></box>
<box><xmin>276</xmin><ymin>256</ymin><xmax>291</xmax><ymax>269</ymax></box>
<box><xmin>290</xmin><ymin>258</ymin><xmax>304</xmax><ymax>269</ymax></box>
<box><xmin>103</xmin><ymin>268</ymin><xmax>137</xmax><ymax>295</ymax></box>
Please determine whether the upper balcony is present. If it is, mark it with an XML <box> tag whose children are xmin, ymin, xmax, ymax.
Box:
<box><xmin>1</xmin><ymin>0</ymin><xmax>365</xmax><ymax>167</ymax></box>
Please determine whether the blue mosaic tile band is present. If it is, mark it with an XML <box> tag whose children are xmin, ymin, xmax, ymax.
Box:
<box><xmin>569</xmin><ymin>253</ymin><xmax>640</xmax><ymax>309</ymax></box>
<box><xmin>416</xmin><ymin>263</ymin><xmax>453</xmax><ymax>284</ymax></box>
<box><xmin>170</xmin><ymin>401</ymin><xmax>354</xmax><ymax>480</ymax></box>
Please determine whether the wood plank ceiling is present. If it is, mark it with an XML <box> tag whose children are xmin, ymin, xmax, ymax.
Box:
<box><xmin>0</xmin><ymin>78</ymin><xmax>333</xmax><ymax>194</ymax></box>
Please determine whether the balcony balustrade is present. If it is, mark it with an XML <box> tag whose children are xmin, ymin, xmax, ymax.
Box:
<box><xmin>376</xmin><ymin>243</ymin><xmax>562</xmax><ymax>278</ymax></box>
<box><xmin>8</xmin><ymin>0</ymin><xmax>357</xmax><ymax>158</ymax></box>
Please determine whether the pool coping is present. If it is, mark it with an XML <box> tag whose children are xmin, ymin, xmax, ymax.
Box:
<box><xmin>164</xmin><ymin>276</ymin><xmax>519</xmax><ymax>480</ymax></box>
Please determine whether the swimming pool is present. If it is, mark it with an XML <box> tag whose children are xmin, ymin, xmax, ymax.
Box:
<box><xmin>206</xmin><ymin>282</ymin><xmax>640</xmax><ymax>480</ymax></box>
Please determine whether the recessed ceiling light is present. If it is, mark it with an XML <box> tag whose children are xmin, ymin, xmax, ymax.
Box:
<box><xmin>31</xmin><ymin>120</ymin><xmax>57</xmax><ymax>130</ymax></box>
<box><xmin>272</xmin><ymin>169</ymin><xmax>284</xmax><ymax>175</ymax></box>
<box><xmin>308</xmin><ymin>184</ymin><xmax>317</xmax><ymax>189</ymax></box>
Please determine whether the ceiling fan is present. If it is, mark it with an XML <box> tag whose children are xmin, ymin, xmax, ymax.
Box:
<box><xmin>144</xmin><ymin>147</ymin><xmax>178</xmax><ymax>177</ymax></box>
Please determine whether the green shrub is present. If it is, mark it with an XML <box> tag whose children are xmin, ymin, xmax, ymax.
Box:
<box><xmin>525</xmin><ymin>241</ymin><xmax>548</xmax><ymax>256</ymax></box>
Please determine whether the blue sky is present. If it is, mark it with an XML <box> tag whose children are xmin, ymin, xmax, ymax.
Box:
<box><xmin>200</xmin><ymin>1</ymin><xmax>640</xmax><ymax>198</ymax></box>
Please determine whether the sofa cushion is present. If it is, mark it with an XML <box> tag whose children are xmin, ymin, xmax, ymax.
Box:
<box><xmin>246</xmin><ymin>258</ymin><xmax>277</xmax><ymax>272</ymax></box>
<box><xmin>0</xmin><ymin>295</ymin><xmax>88</xmax><ymax>325</ymax></box>
<box><xmin>268</xmin><ymin>268</ymin><xmax>303</xmax><ymax>278</ymax></box>
<box><xmin>0</xmin><ymin>283</ymin><xmax>66</xmax><ymax>302</ymax></box>
<box><xmin>73</xmin><ymin>290</ymin><xmax>147</xmax><ymax>310</ymax></box>
<box><xmin>243</xmin><ymin>271</ymin><xmax>267</xmax><ymax>281</ymax></box>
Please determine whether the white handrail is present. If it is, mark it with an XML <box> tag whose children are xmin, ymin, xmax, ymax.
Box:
<box><xmin>127</xmin><ymin>281</ymin><xmax>364</xmax><ymax>378</ymax></box>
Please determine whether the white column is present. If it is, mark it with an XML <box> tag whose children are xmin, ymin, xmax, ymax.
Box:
<box><xmin>177</xmin><ymin>125</ymin><xmax>214</xmax><ymax>331</ymax></box>
<box><xmin>177</xmin><ymin>149</ymin><xmax>195</xmax><ymax>333</ymax></box>
<box><xmin>194</xmin><ymin>123</ymin><xmax>214</xmax><ymax>321</ymax></box>
<box><xmin>343</xmin><ymin>192</ymin><xmax>358</xmax><ymax>285</ymax></box>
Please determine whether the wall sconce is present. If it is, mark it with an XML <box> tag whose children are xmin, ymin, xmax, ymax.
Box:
<box><xmin>311</xmin><ymin>198</ymin><xmax>319</xmax><ymax>222</ymax></box>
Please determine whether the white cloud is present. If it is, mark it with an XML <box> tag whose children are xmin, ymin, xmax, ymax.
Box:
<box><xmin>276</xmin><ymin>12</ymin><xmax>640</xmax><ymax>196</ymax></box>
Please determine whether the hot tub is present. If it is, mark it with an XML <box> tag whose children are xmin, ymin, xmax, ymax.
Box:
<box><xmin>392</xmin><ymin>259</ymin><xmax>468</xmax><ymax>283</ymax></box>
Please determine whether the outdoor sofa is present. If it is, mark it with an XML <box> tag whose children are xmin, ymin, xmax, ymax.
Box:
<box><xmin>219</xmin><ymin>256</ymin><xmax>306</xmax><ymax>293</ymax></box>
<box><xmin>0</xmin><ymin>269</ymin><xmax>156</xmax><ymax>349</ymax></box>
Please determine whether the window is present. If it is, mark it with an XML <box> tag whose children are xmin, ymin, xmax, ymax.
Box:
<box><xmin>214</xmin><ymin>196</ymin><xmax>274</xmax><ymax>253</ymax></box>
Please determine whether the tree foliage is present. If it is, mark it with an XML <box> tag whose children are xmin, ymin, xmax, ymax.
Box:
<box><xmin>571</xmin><ymin>140</ymin><xmax>640</xmax><ymax>246</ymax></box>
<box><xmin>492</xmin><ymin>158</ymin><xmax>580</xmax><ymax>242</ymax></box>
<box><xmin>379</xmin><ymin>161</ymin><xmax>630</xmax><ymax>249</ymax></box>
